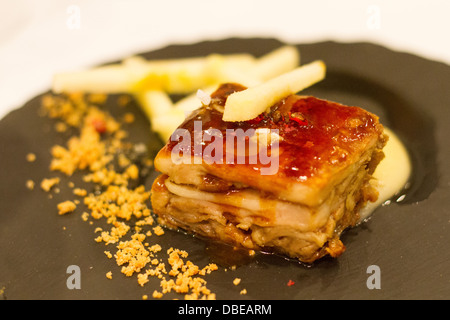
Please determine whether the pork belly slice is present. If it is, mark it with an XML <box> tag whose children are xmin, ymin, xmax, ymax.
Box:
<box><xmin>151</xmin><ymin>83</ymin><xmax>387</xmax><ymax>263</ymax></box>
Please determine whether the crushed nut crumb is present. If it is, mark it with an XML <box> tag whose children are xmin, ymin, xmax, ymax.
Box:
<box><xmin>26</xmin><ymin>180</ymin><xmax>35</xmax><ymax>190</ymax></box>
<box><xmin>41</xmin><ymin>177</ymin><xmax>60</xmax><ymax>192</ymax></box>
<box><xmin>57</xmin><ymin>200</ymin><xmax>77</xmax><ymax>215</ymax></box>
<box><xmin>42</xmin><ymin>92</ymin><xmax>219</xmax><ymax>300</ymax></box>
<box><xmin>26</xmin><ymin>153</ymin><xmax>36</xmax><ymax>162</ymax></box>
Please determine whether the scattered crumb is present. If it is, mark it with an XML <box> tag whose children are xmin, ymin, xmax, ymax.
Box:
<box><xmin>115</xmin><ymin>234</ymin><xmax>151</xmax><ymax>277</ymax></box>
<box><xmin>142</xmin><ymin>294</ymin><xmax>148</xmax><ymax>300</ymax></box>
<box><xmin>240</xmin><ymin>289</ymin><xmax>247</xmax><ymax>295</ymax></box>
<box><xmin>144</xmin><ymin>159</ymin><xmax>153</xmax><ymax>168</ymax></box>
<box><xmin>152</xmin><ymin>290</ymin><xmax>163</xmax><ymax>299</ymax></box>
<box><xmin>118</xmin><ymin>154</ymin><xmax>131</xmax><ymax>168</ymax></box>
<box><xmin>26</xmin><ymin>153</ymin><xmax>36</xmax><ymax>162</ymax></box>
<box><xmin>81</xmin><ymin>212</ymin><xmax>89</xmax><ymax>222</ymax></box>
<box><xmin>73</xmin><ymin>188</ymin><xmax>87</xmax><ymax>197</ymax></box>
<box><xmin>125</xmin><ymin>164</ymin><xmax>139</xmax><ymax>180</ymax></box>
<box><xmin>26</xmin><ymin>180</ymin><xmax>35</xmax><ymax>190</ymax></box>
<box><xmin>84</xmin><ymin>185</ymin><xmax>151</xmax><ymax>222</ymax></box>
<box><xmin>118</xmin><ymin>95</ymin><xmax>131</xmax><ymax>107</ymax></box>
<box><xmin>55</xmin><ymin>122</ymin><xmax>68</xmax><ymax>133</ymax></box>
<box><xmin>137</xmin><ymin>273</ymin><xmax>150</xmax><ymax>287</ymax></box>
<box><xmin>41</xmin><ymin>92</ymin><xmax>219</xmax><ymax>300</ymax></box>
<box><xmin>41</xmin><ymin>177</ymin><xmax>60</xmax><ymax>192</ymax></box>
<box><xmin>114</xmin><ymin>129</ymin><xmax>128</xmax><ymax>140</ymax></box>
<box><xmin>57</xmin><ymin>200</ymin><xmax>77</xmax><ymax>215</ymax></box>
<box><xmin>136</xmin><ymin>216</ymin><xmax>154</xmax><ymax>227</ymax></box>
<box><xmin>152</xmin><ymin>226</ymin><xmax>165</xmax><ymax>236</ymax></box>
<box><xmin>88</xmin><ymin>93</ymin><xmax>107</xmax><ymax>105</ymax></box>
<box><xmin>123</xmin><ymin>113</ymin><xmax>135</xmax><ymax>124</ymax></box>
<box><xmin>94</xmin><ymin>221</ymin><xmax>130</xmax><ymax>245</ymax></box>
<box><xmin>233</xmin><ymin>278</ymin><xmax>241</xmax><ymax>286</ymax></box>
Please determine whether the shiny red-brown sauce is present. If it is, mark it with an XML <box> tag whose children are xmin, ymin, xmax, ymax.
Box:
<box><xmin>165</xmin><ymin>83</ymin><xmax>382</xmax><ymax>181</ymax></box>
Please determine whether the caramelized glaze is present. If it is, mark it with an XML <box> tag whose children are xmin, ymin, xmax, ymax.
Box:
<box><xmin>164</xmin><ymin>83</ymin><xmax>384</xmax><ymax>184</ymax></box>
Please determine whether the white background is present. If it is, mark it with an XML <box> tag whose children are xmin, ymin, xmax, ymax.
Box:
<box><xmin>1</xmin><ymin>0</ymin><xmax>449</xmax><ymax>120</ymax></box>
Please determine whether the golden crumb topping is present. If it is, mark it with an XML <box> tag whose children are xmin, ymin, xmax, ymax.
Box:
<box><xmin>73</xmin><ymin>188</ymin><xmax>87</xmax><ymax>197</ymax></box>
<box><xmin>41</xmin><ymin>177</ymin><xmax>60</xmax><ymax>192</ymax></box>
<box><xmin>57</xmin><ymin>201</ymin><xmax>77</xmax><ymax>215</ymax></box>
<box><xmin>40</xmin><ymin>93</ymin><xmax>224</xmax><ymax>300</ymax></box>
<box><xmin>26</xmin><ymin>180</ymin><xmax>35</xmax><ymax>190</ymax></box>
<box><xmin>26</xmin><ymin>153</ymin><xmax>36</xmax><ymax>162</ymax></box>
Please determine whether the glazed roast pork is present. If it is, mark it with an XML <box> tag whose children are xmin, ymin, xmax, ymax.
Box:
<box><xmin>151</xmin><ymin>83</ymin><xmax>388</xmax><ymax>263</ymax></box>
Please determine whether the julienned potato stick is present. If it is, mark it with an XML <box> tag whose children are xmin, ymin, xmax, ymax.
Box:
<box><xmin>52</xmin><ymin>54</ymin><xmax>256</xmax><ymax>95</ymax></box>
<box><xmin>53</xmin><ymin>60</ymin><xmax>209</xmax><ymax>95</ymax></box>
<box><xmin>139</xmin><ymin>46</ymin><xmax>302</xmax><ymax>140</ymax></box>
<box><xmin>166</xmin><ymin>46</ymin><xmax>302</xmax><ymax>117</ymax></box>
<box><xmin>222</xmin><ymin>60</ymin><xmax>326</xmax><ymax>122</ymax></box>
<box><xmin>134</xmin><ymin>90</ymin><xmax>181</xmax><ymax>141</ymax></box>
<box><xmin>52</xmin><ymin>65</ymin><xmax>141</xmax><ymax>94</ymax></box>
<box><xmin>151</xmin><ymin>109</ymin><xmax>186</xmax><ymax>142</ymax></box>
<box><xmin>52</xmin><ymin>47</ymin><xmax>298</xmax><ymax>96</ymax></box>
<box><xmin>51</xmin><ymin>46</ymin><xmax>305</xmax><ymax>141</ymax></box>
<box><xmin>250</xmin><ymin>46</ymin><xmax>300</xmax><ymax>81</ymax></box>
<box><xmin>135</xmin><ymin>90</ymin><xmax>173</xmax><ymax>119</ymax></box>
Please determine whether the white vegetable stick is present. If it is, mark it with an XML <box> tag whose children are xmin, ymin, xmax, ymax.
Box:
<box><xmin>206</xmin><ymin>53</ymin><xmax>257</xmax><ymax>86</ymax></box>
<box><xmin>131</xmin><ymin>60</ymin><xmax>210</xmax><ymax>94</ymax></box>
<box><xmin>121</xmin><ymin>55</ymin><xmax>149</xmax><ymax>67</ymax></box>
<box><xmin>223</xmin><ymin>60</ymin><xmax>326</xmax><ymax>122</ymax></box>
<box><xmin>132</xmin><ymin>53</ymin><xmax>256</xmax><ymax>93</ymax></box>
<box><xmin>53</xmin><ymin>53</ymin><xmax>257</xmax><ymax>95</ymax></box>
<box><xmin>52</xmin><ymin>65</ymin><xmax>142</xmax><ymax>94</ymax></box>
<box><xmin>134</xmin><ymin>90</ymin><xmax>173</xmax><ymax>119</ymax></box>
<box><xmin>250</xmin><ymin>46</ymin><xmax>300</xmax><ymax>81</ymax></box>
<box><xmin>122</xmin><ymin>53</ymin><xmax>254</xmax><ymax>70</ymax></box>
<box><xmin>151</xmin><ymin>109</ymin><xmax>186</xmax><ymax>141</ymax></box>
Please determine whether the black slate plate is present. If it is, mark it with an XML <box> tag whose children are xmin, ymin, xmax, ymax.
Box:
<box><xmin>1</xmin><ymin>38</ymin><xmax>449</xmax><ymax>300</ymax></box>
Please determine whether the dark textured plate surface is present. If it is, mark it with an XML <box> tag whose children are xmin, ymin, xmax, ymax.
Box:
<box><xmin>1</xmin><ymin>38</ymin><xmax>449</xmax><ymax>300</ymax></box>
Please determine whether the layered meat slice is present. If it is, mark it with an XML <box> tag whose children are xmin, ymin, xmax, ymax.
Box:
<box><xmin>151</xmin><ymin>83</ymin><xmax>387</xmax><ymax>263</ymax></box>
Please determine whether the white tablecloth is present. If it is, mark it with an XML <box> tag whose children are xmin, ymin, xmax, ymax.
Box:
<box><xmin>1</xmin><ymin>0</ymin><xmax>449</xmax><ymax>120</ymax></box>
